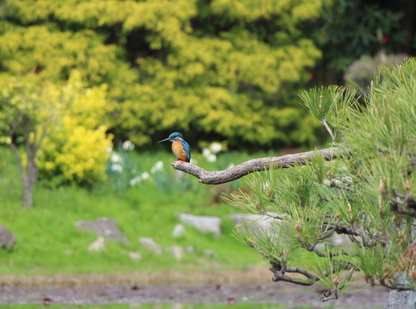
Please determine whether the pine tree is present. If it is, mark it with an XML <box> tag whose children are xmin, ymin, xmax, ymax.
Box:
<box><xmin>175</xmin><ymin>58</ymin><xmax>416</xmax><ymax>307</ymax></box>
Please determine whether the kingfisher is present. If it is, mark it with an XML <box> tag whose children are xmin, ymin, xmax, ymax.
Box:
<box><xmin>158</xmin><ymin>132</ymin><xmax>191</xmax><ymax>163</ymax></box>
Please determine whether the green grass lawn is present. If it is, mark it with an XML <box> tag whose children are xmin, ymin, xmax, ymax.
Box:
<box><xmin>0</xmin><ymin>146</ymin><xmax>275</xmax><ymax>276</ymax></box>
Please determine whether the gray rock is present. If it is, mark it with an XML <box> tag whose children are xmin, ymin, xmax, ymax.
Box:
<box><xmin>129</xmin><ymin>251</ymin><xmax>142</xmax><ymax>260</ymax></box>
<box><xmin>229</xmin><ymin>214</ymin><xmax>276</xmax><ymax>235</ymax></box>
<box><xmin>75</xmin><ymin>217</ymin><xmax>128</xmax><ymax>243</ymax></box>
<box><xmin>138</xmin><ymin>237</ymin><xmax>163</xmax><ymax>255</ymax></box>
<box><xmin>88</xmin><ymin>236</ymin><xmax>106</xmax><ymax>252</ymax></box>
<box><xmin>230</xmin><ymin>214</ymin><xmax>358</xmax><ymax>252</ymax></box>
<box><xmin>186</xmin><ymin>246</ymin><xmax>195</xmax><ymax>254</ymax></box>
<box><xmin>0</xmin><ymin>224</ymin><xmax>16</xmax><ymax>249</ymax></box>
<box><xmin>384</xmin><ymin>290</ymin><xmax>416</xmax><ymax>309</ymax></box>
<box><xmin>170</xmin><ymin>245</ymin><xmax>184</xmax><ymax>260</ymax></box>
<box><xmin>179</xmin><ymin>213</ymin><xmax>221</xmax><ymax>236</ymax></box>
<box><xmin>203</xmin><ymin>249</ymin><xmax>218</xmax><ymax>258</ymax></box>
<box><xmin>172</xmin><ymin>224</ymin><xmax>186</xmax><ymax>238</ymax></box>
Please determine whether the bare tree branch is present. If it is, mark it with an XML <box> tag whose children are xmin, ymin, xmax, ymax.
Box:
<box><xmin>172</xmin><ymin>147</ymin><xmax>344</xmax><ymax>185</ymax></box>
<box><xmin>9</xmin><ymin>142</ymin><xmax>24</xmax><ymax>179</ymax></box>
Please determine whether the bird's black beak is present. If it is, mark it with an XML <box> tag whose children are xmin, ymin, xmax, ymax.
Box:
<box><xmin>158</xmin><ymin>137</ymin><xmax>170</xmax><ymax>143</ymax></box>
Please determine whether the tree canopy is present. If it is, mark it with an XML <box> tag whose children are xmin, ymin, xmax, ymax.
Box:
<box><xmin>0</xmin><ymin>0</ymin><xmax>325</xmax><ymax>147</ymax></box>
<box><xmin>0</xmin><ymin>72</ymin><xmax>113</xmax><ymax>206</ymax></box>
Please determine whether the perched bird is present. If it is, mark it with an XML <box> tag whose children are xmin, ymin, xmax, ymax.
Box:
<box><xmin>158</xmin><ymin>132</ymin><xmax>191</xmax><ymax>162</ymax></box>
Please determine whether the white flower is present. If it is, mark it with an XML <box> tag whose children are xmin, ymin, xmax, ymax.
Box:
<box><xmin>110</xmin><ymin>152</ymin><xmax>122</xmax><ymax>163</ymax></box>
<box><xmin>150</xmin><ymin>161</ymin><xmax>164</xmax><ymax>174</ymax></box>
<box><xmin>227</xmin><ymin>163</ymin><xmax>235</xmax><ymax>169</ymax></box>
<box><xmin>202</xmin><ymin>148</ymin><xmax>211</xmax><ymax>158</ymax></box>
<box><xmin>209</xmin><ymin>142</ymin><xmax>222</xmax><ymax>154</ymax></box>
<box><xmin>141</xmin><ymin>172</ymin><xmax>150</xmax><ymax>180</ymax></box>
<box><xmin>206</xmin><ymin>154</ymin><xmax>217</xmax><ymax>162</ymax></box>
<box><xmin>129</xmin><ymin>176</ymin><xmax>142</xmax><ymax>186</ymax></box>
<box><xmin>122</xmin><ymin>140</ymin><xmax>135</xmax><ymax>151</ymax></box>
<box><xmin>111</xmin><ymin>163</ymin><xmax>123</xmax><ymax>173</ymax></box>
<box><xmin>174</xmin><ymin>170</ymin><xmax>184</xmax><ymax>180</ymax></box>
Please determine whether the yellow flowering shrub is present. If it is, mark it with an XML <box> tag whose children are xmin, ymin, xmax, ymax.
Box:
<box><xmin>37</xmin><ymin>72</ymin><xmax>113</xmax><ymax>187</ymax></box>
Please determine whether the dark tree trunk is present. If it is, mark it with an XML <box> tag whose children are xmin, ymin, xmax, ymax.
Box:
<box><xmin>21</xmin><ymin>175</ymin><xmax>34</xmax><ymax>209</ymax></box>
<box><xmin>9</xmin><ymin>141</ymin><xmax>38</xmax><ymax>208</ymax></box>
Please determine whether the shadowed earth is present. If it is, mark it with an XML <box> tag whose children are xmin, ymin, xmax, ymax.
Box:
<box><xmin>0</xmin><ymin>270</ymin><xmax>388</xmax><ymax>307</ymax></box>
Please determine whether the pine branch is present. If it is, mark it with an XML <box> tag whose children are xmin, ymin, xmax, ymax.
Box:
<box><xmin>258</xmin><ymin>209</ymin><xmax>284</xmax><ymax>220</ymax></box>
<box><xmin>285</xmin><ymin>267</ymin><xmax>320</xmax><ymax>280</ymax></box>
<box><xmin>269</xmin><ymin>262</ymin><xmax>319</xmax><ymax>286</ymax></box>
<box><xmin>272</xmin><ymin>273</ymin><xmax>317</xmax><ymax>286</ymax></box>
<box><xmin>326</xmin><ymin>224</ymin><xmax>361</xmax><ymax>237</ymax></box>
<box><xmin>381</xmin><ymin>185</ymin><xmax>416</xmax><ymax>217</ymax></box>
<box><xmin>172</xmin><ymin>147</ymin><xmax>344</xmax><ymax>185</ymax></box>
<box><xmin>320</xmin><ymin>288</ymin><xmax>339</xmax><ymax>301</ymax></box>
<box><xmin>322</xmin><ymin>180</ymin><xmax>356</xmax><ymax>193</ymax></box>
<box><xmin>247</xmin><ymin>241</ymin><xmax>269</xmax><ymax>259</ymax></box>
<box><xmin>390</xmin><ymin>207</ymin><xmax>416</xmax><ymax>218</ymax></box>
<box><xmin>321</xmin><ymin>117</ymin><xmax>337</xmax><ymax>147</ymax></box>
<box><xmin>379</xmin><ymin>279</ymin><xmax>415</xmax><ymax>290</ymax></box>
<box><xmin>301</xmin><ymin>241</ymin><xmax>353</xmax><ymax>257</ymax></box>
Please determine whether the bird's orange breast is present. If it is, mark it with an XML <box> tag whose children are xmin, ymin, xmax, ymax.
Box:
<box><xmin>172</xmin><ymin>140</ymin><xmax>189</xmax><ymax>162</ymax></box>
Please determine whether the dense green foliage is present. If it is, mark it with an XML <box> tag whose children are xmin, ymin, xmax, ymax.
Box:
<box><xmin>313</xmin><ymin>0</ymin><xmax>404</xmax><ymax>74</ymax></box>
<box><xmin>0</xmin><ymin>0</ymin><xmax>324</xmax><ymax>148</ymax></box>
<box><xmin>0</xmin><ymin>72</ymin><xmax>113</xmax><ymax>188</ymax></box>
<box><xmin>230</xmin><ymin>59</ymin><xmax>416</xmax><ymax>296</ymax></box>
<box><xmin>36</xmin><ymin>72</ymin><xmax>114</xmax><ymax>187</ymax></box>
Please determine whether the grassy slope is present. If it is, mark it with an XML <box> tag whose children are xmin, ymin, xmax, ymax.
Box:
<box><xmin>0</xmin><ymin>146</ymin><xmax>271</xmax><ymax>276</ymax></box>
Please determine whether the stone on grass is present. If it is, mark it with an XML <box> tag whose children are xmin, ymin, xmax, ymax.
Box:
<box><xmin>186</xmin><ymin>246</ymin><xmax>195</xmax><ymax>254</ymax></box>
<box><xmin>179</xmin><ymin>213</ymin><xmax>221</xmax><ymax>236</ymax></box>
<box><xmin>315</xmin><ymin>230</ymin><xmax>359</xmax><ymax>252</ymax></box>
<box><xmin>230</xmin><ymin>214</ymin><xmax>356</xmax><ymax>251</ymax></box>
<box><xmin>203</xmin><ymin>249</ymin><xmax>218</xmax><ymax>258</ymax></box>
<box><xmin>172</xmin><ymin>224</ymin><xmax>186</xmax><ymax>238</ymax></box>
<box><xmin>170</xmin><ymin>245</ymin><xmax>184</xmax><ymax>260</ymax></box>
<box><xmin>0</xmin><ymin>224</ymin><xmax>16</xmax><ymax>249</ymax></box>
<box><xmin>229</xmin><ymin>214</ymin><xmax>276</xmax><ymax>234</ymax></box>
<box><xmin>138</xmin><ymin>237</ymin><xmax>163</xmax><ymax>255</ymax></box>
<box><xmin>88</xmin><ymin>236</ymin><xmax>106</xmax><ymax>252</ymax></box>
<box><xmin>129</xmin><ymin>251</ymin><xmax>142</xmax><ymax>260</ymax></box>
<box><xmin>75</xmin><ymin>217</ymin><xmax>128</xmax><ymax>243</ymax></box>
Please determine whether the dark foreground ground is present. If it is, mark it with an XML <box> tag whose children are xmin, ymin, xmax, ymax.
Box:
<box><xmin>0</xmin><ymin>270</ymin><xmax>388</xmax><ymax>308</ymax></box>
